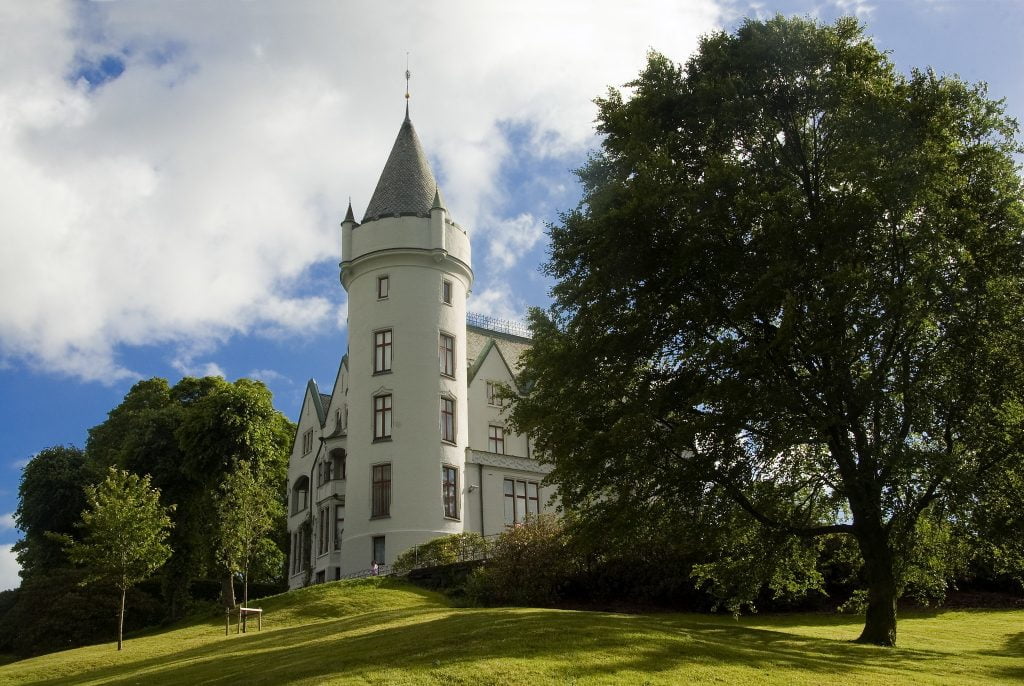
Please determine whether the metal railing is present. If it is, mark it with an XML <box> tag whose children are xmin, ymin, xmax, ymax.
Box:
<box><xmin>466</xmin><ymin>312</ymin><xmax>532</xmax><ymax>339</ymax></box>
<box><xmin>400</xmin><ymin>533</ymin><xmax>502</xmax><ymax>573</ymax></box>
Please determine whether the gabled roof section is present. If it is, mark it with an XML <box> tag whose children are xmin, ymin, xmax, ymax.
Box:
<box><xmin>362</xmin><ymin>114</ymin><xmax>439</xmax><ymax>222</ymax></box>
<box><xmin>306</xmin><ymin>379</ymin><xmax>327</xmax><ymax>427</ymax></box>
<box><xmin>467</xmin><ymin>338</ymin><xmax>520</xmax><ymax>392</ymax></box>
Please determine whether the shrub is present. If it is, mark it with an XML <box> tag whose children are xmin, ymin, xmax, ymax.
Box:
<box><xmin>393</xmin><ymin>533</ymin><xmax>488</xmax><ymax>575</ymax></box>
<box><xmin>466</xmin><ymin>515</ymin><xmax>570</xmax><ymax>607</ymax></box>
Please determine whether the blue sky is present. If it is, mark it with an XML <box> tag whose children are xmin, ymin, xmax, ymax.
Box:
<box><xmin>0</xmin><ymin>0</ymin><xmax>1021</xmax><ymax>590</ymax></box>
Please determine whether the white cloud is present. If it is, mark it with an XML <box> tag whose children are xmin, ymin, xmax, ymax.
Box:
<box><xmin>0</xmin><ymin>1</ymin><xmax>725</xmax><ymax>382</ymax></box>
<box><xmin>0</xmin><ymin>544</ymin><xmax>20</xmax><ymax>592</ymax></box>
<box><xmin>485</xmin><ymin>213</ymin><xmax>546</xmax><ymax>272</ymax></box>
<box><xmin>0</xmin><ymin>512</ymin><xmax>15</xmax><ymax>532</ymax></box>
<box><xmin>468</xmin><ymin>282</ymin><xmax>526</xmax><ymax>322</ymax></box>
<box><xmin>832</xmin><ymin>0</ymin><xmax>876</xmax><ymax>19</ymax></box>
<box><xmin>248</xmin><ymin>368</ymin><xmax>290</xmax><ymax>385</ymax></box>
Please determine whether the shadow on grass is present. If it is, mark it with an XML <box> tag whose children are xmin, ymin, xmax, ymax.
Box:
<box><xmin>14</xmin><ymin>603</ymin><xmax>1000</xmax><ymax>686</ymax></box>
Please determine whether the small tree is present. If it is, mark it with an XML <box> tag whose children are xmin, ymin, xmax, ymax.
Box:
<box><xmin>63</xmin><ymin>468</ymin><xmax>173</xmax><ymax>650</ymax></box>
<box><xmin>214</xmin><ymin>462</ymin><xmax>281</xmax><ymax>608</ymax></box>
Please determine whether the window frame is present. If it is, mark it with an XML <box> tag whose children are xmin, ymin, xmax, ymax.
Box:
<box><xmin>503</xmin><ymin>478</ymin><xmax>542</xmax><ymax>526</ymax></box>
<box><xmin>442</xmin><ymin>465</ymin><xmax>459</xmax><ymax>519</ymax></box>
<box><xmin>486</xmin><ymin>381</ymin><xmax>506</xmax><ymax>407</ymax></box>
<box><xmin>334</xmin><ymin>505</ymin><xmax>344</xmax><ymax>551</ymax></box>
<box><xmin>373</xmin><ymin>393</ymin><xmax>393</xmax><ymax>441</ymax></box>
<box><xmin>488</xmin><ymin>425</ymin><xmax>505</xmax><ymax>454</ymax></box>
<box><xmin>439</xmin><ymin>332</ymin><xmax>455</xmax><ymax>378</ymax></box>
<box><xmin>440</xmin><ymin>395</ymin><xmax>456</xmax><ymax>444</ymax></box>
<box><xmin>373</xmin><ymin>328</ymin><xmax>393</xmax><ymax>375</ymax></box>
<box><xmin>302</xmin><ymin>428</ymin><xmax>314</xmax><ymax>455</ymax></box>
<box><xmin>377</xmin><ymin>274</ymin><xmax>390</xmax><ymax>300</ymax></box>
<box><xmin>371</xmin><ymin>463</ymin><xmax>392</xmax><ymax>518</ymax></box>
<box><xmin>441</xmin><ymin>278</ymin><xmax>453</xmax><ymax>305</ymax></box>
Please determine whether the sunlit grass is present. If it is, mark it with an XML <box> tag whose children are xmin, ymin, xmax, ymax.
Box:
<box><xmin>0</xmin><ymin>577</ymin><xmax>1019</xmax><ymax>685</ymax></box>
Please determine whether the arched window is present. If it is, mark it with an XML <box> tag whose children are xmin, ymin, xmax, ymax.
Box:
<box><xmin>291</xmin><ymin>475</ymin><xmax>309</xmax><ymax>514</ymax></box>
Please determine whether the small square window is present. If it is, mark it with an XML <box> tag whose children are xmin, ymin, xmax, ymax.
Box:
<box><xmin>441</xmin><ymin>279</ymin><xmax>453</xmax><ymax>305</ymax></box>
<box><xmin>377</xmin><ymin>275</ymin><xmax>390</xmax><ymax>299</ymax></box>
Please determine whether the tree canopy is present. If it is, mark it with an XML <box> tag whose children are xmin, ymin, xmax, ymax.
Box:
<box><xmin>85</xmin><ymin>376</ymin><xmax>294</xmax><ymax>616</ymax></box>
<box><xmin>510</xmin><ymin>16</ymin><xmax>1024</xmax><ymax>646</ymax></box>
<box><xmin>64</xmin><ymin>468</ymin><xmax>173</xmax><ymax>650</ymax></box>
<box><xmin>12</xmin><ymin>445</ymin><xmax>89</xmax><ymax>578</ymax></box>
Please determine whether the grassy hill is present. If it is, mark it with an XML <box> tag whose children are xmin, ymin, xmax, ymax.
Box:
<box><xmin>0</xmin><ymin>577</ymin><xmax>1020</xmax><ymax>685</ymax></box>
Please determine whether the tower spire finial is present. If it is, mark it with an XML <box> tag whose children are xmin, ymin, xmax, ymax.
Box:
<box><xmin>404</xmin><ymin>52</ymin><xmax>411</xmax><ymax>120</ymax></box>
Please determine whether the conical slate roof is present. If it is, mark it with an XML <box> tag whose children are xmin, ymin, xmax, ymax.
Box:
<box><xmin>362</xmin><ymin>113</ymin><xmax>439</xmax><ymax>222</ymax></box>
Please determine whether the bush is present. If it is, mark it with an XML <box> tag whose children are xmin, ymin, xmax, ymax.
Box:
<box><xmin>466</xmin><ymin>515</ymin><xmax>570</xmax><ymax>607</ymax></box>
<box><xmin>393</xmin><ymin>533</ymin><xmax>489</xmax><ymax>575</ymax></box>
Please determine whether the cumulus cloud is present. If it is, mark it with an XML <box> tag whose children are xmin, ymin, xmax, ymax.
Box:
<box><xmin>0</xmin><ymin>512</ymin><xmax>15</xmax><ymax>532</ymax></box>
<box><xmin>486</xmin><ymin>213</ymin><xmax>546</xmax><ymax>272</ymax></box>
<box><xmin>0</xmin><ymin>1</ymin><xmax>724</xmax><ymax>382</ymax></box>
<box><xmin>0</xmin><ymin>544</ymin><xmax>20</xmax><ymax>591</ymax></box>
<box><xmin>468</xmin><ymin>282</ymin><xmax>527</xmax><ymax>322</ymax></box>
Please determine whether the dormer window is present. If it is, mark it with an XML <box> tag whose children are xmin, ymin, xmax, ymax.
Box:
<box><xmin>377</xmin><ymin>274</ymin><xmax>390</xmax><ymax>299</ymax></box>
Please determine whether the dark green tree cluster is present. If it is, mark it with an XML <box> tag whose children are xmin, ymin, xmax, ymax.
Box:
<box><xmin>510</xmin><ymin>16</ymin><xmax>1024</xmax><ymax>646</ymax></box>
<box><xmin>2</xmin><ymin>376</ymin><xmax>294</xmax><ymax>655</ymax></box>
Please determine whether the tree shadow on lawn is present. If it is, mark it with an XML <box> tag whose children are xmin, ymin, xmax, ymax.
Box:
<box><xmin>16</xmin><ymin>607</ymin><xmax>982</xmax><ymax>686</ymax></box>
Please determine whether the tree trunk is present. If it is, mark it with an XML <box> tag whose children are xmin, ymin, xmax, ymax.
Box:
<box><xmin>855</xmin><ymin>523</ymin><xmax>898</xmax><ymax>646</ymax></box>
<box><xmin>221</xmin><ymin>573</ymin><xmax>236</xmax><ymax>609</ymax></box>
<box><xmin>118</xmin><ymin>587</ymin><xmax>125</xmax><ymax>651</ymax></box>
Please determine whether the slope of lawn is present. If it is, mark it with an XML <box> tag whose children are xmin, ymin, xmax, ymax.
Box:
<box><xmin>0</xmin><ymin>577</ymin><xmax>1020</xmax><ymax>685</ymax></box>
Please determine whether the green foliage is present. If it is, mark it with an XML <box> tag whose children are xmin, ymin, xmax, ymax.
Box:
<box><xmin>214</xmin><ymin>461</ymin><xmax>283</xmax><ymax>605</ymax></box>
<box><xmin>83</xmin><ymin>376</ymin><xmax>294</xmax><ymax>615</ymax></box>
<box><xmin>12</xmin><ymin>445</ymin><xmax>90</xmax><ymax>578</ymax></box>
<box><xmin>62</xmin><ymin>468</ymin><xmax>173</xmax><ymax>650</ymax></box>
<box><xmin>510</xmin><ymin>15</ymin><xmax>1024</xmax><ymax>646</ymax></box>
<box><xmin>65</xmin><ymin>468</ymin><xmax>174</xmax><ymax>592</ymax></box>
<box><xmin>466</xmin><ymin>515</ymin><xmax>570</xmax><ymax>607</ymax></box>
<box><xmin>392</xmin><ymin>533</ymin><xmax>489</xmax><ymax>575</ymax></box>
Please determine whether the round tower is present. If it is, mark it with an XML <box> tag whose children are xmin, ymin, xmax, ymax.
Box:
<box><xmin>338</xmin><ymin>106</ymin><xmax>473</xmax><ymax>573</ymax></box>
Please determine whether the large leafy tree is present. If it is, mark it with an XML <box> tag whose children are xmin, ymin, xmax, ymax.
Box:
<box><xmin>63</xmin><ymin>468</ymin><xmax>173</xmax><ymax>651</ymax></box>
<box><xmin>12</xmin><ymin>445</ymin><xmax>90</xmax><ymax>578</ymax></box>
<box><xmin>511</xmin><ymin>17</ymin><xmax>1024</xmax><ymax>646</ymax></box>
<box><xmin>85</xmin><ymin>376</ymin><xmax>294</xmax><ymax>615</ymax></box>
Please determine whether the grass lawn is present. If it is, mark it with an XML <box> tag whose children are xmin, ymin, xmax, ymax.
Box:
<box><xmin>0</xmin><ymin>577</ymin><xmax>1020</xmax><ymax>685</ymax></box>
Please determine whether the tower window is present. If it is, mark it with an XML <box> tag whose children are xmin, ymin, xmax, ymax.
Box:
<box><xmin>373</xmin><ymin>394</ymin><xmax>392</xmax><ymax>440</ymax></box>
<box><xmin>374</xmin><ymin>329</ymin><xmax>393</xmax><ymax>374</ymax></box>
<box><xmin>377</xmin><ymin>275</ymin><xmax>389</xmax><ymax>299</ymax></box>
<box><xmin>441</xmin><ymin>279</ymin><xmax>453</xmax><ymax>305</ymax></box>
<box><xmin>439</xmin><ymin>333</ymin><xmax>455</xmax><ymax>377</ymax></box>
<box><xmin>440</xmin><ymin>396</ymin><xmax>455</xmax><ymax>443</ymax></box>
<box><xmin>488</xmin><ymin>425</ymin><xmax>505</xmax><ymax>454</ymax></box>
<box><xmin>442</xmin><ymin>465</ymin><xmax>458</xmax><ymax>519</ymax></box>
<box><xmin>372</xmin><ymin>464</ymin><xmax>391</xmax><ymax>518</ymax></box>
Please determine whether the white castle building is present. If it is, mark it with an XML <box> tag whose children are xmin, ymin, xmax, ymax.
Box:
<box><xmin>286</xmin><ymin>103</ymin><xmax>554</xmax><ymax>586</ymax></box>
